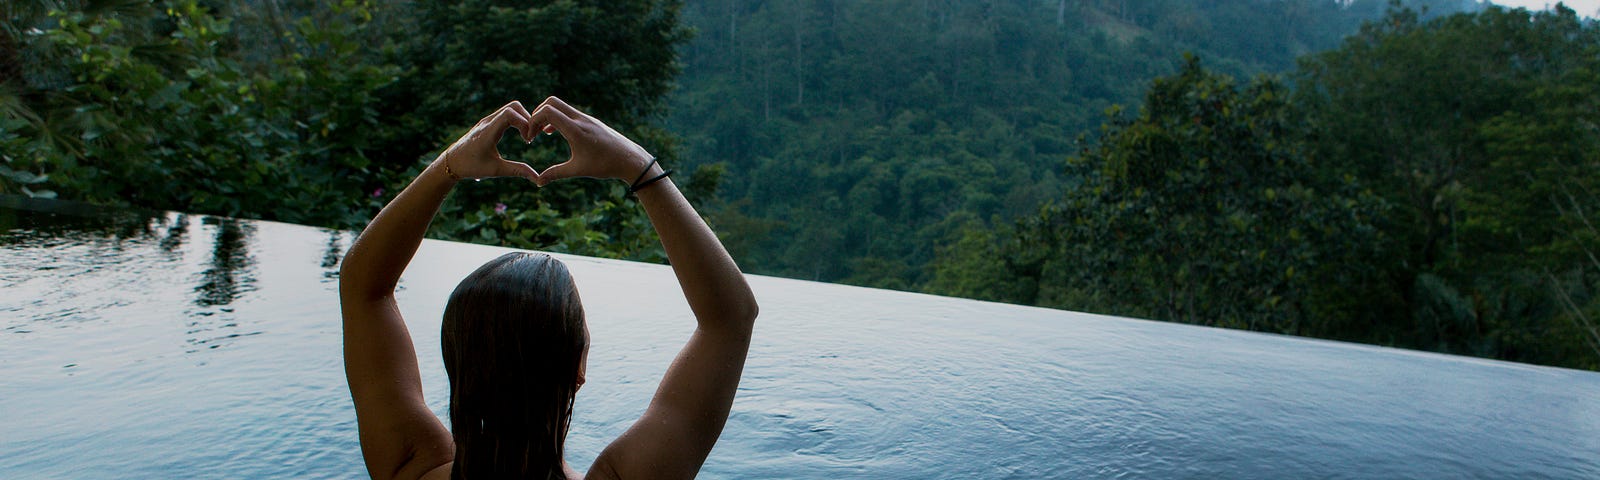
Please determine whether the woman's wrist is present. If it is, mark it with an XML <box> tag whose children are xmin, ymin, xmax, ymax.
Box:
<box><xmin>625</xmin><ymin>156</ymin><xmax>660</xmax><ymax>183</ymax></box>
<box><xmin>427</xmin><ymin>155</ymin><xmax>465</xmax><ymax>185</ymax></box>
<box><xmin>613</xmin><ymin>145</ymin><xmax>658</xmax><ymax>181</ymax></box>
<box><xmin>627</xmin><ymin>157</ymin><xmax>674</xmax><ymax>194</ymax></box>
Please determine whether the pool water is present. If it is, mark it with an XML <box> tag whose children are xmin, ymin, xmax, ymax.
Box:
<box><xmin>2</xmin><ymin>197</ymin><xmax>1598</xmax><ymax>479</ymax></box>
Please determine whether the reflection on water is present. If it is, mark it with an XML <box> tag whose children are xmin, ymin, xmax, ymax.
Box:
<box><xmin>0</xmin><ymin>198</ymin><xmax>266</xmax><ymax>354</ymax></box>
<box><xmin>192</xmin><ymin>217</ymin><xmax>256</xmax><ymax>308</ymax></box>
<box><xmin>1</xmin><ymin>198</ymin><xmax>167</xmax><ymax>332</ymax></box>
<box><xmin>2</xmin><ymin>197</ymin><xmax>1600</xmax><ymax>479</ymax></box>
<box><xmin>320</xmin><ymin>230</ymin><xmax>344</xmax><ymax>279</ymax></box>
<box><xmin>159</xmin><ymin>213</ymin><xmax>188</xmax><ymax>254</ymax></box>
<box><xmin>183</xmin><ymin>216</ymin><xmax>260</xmax><ymax>352</ymax></box>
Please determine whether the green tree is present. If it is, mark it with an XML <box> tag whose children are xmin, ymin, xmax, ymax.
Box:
<box><xmin>1</xmin><ymin>0</ymin><xmax>698</xmax><ymax>260</ymax></box>
<box><xmin>959</xmin><ymin>56</ymin><xmax>1382</xmax><ymax>335</ymax></box>
<box><xmin>1296</xmin><ymin>3</ymin><xmax>1600</xmax><ymax>367</ymax></box>
<box><xmin>669</xmin><ymin>0</ymin><xmax>1480</xmax><ymax>288</ymax></box>
<box><xmin>1465</xmin><ymin>17</ymin><xmax>1600</xmax><ymax>368</ymax></box>
<box><xmin>1</xmin><ymin>0</ymin><xmax>396</xmax><ymax>228</ymax></box>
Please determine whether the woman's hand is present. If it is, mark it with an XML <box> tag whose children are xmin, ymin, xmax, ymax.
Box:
<box><xmin>528</xmin><ymin>96</ymin><xmax>657</xmax><ymax>186</ymax></box>
<box><xmin>434</xmin><ymin>101</ymin><xmax>542</xmax><ymax>181</ymax></box>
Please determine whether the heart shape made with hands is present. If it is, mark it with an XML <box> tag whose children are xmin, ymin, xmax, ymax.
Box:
<box><xmin>493</xmin><ymin>125</ymin><xmax>568</xmax><ymax>179</ymax></box>
<box><xmin>452</xmin><ymin>97</ymin><xmax>657</xmax><ymax>186</ymax></box>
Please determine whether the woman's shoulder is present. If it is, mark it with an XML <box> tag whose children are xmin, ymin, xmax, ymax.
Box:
<box><xmin>412</xmin><ymin>459</ymin><xmax>595</xmax><ymax>479</ymax></box>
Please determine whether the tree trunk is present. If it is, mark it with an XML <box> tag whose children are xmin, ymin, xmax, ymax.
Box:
<box><xmin>794</xmin><ymin>9</ymin><xmax>804</xmax><ymax>107</ymax></box>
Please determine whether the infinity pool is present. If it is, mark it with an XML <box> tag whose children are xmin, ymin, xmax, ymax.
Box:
<box><xmin>2</xmin><ymin>197</ymin><xmax>1598</xmax><ymax>479</ymax></box>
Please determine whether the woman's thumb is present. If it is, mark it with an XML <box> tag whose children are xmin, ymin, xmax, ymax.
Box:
<box><xmin>536</xmin><ymin>160</ymin><xmax>576</xmax><ymax>187</ymax></box>
<box><xmin>499</xmin><ymin>160</ymin><xmax>540</xmax><ymax>183</ymax></box>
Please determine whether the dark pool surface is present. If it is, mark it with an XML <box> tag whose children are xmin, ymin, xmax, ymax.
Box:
<box><xmin>2</xmin><ymin>197</ymin><xmax>1599</xmax><ymax>479</ymax></box>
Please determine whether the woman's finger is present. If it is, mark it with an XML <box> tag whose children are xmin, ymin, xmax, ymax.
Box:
<box><xmin>504</xmin><ymin>101</ymin><xmax>537</xmax><ymax>142</ymax></box>
<box><xmin>506</xmin><ymin>100</ymin><xmax>533</xmax><ymax>119</ymax></box>
<box><xmin>530</xmin><ymin>103</ymin><xmax>580</xmax><ymax>137</ymax></box>
<box><xmin>494</xmin><ymin>103</ymin><xmax>535</xmax><ymax>143</ymax></box>
<box><xmin>497</xmin><ymin>160</ymin><xmax>540</xmax><ymax>183</ymax></box>
<box><xmin>528</xmin><ymin>102</ymin><xmax>579</xmax><ymax>132</ymax></box>
<box><xmin>541</xmin><ymin>96</ymin><xmax>587</xmax><ymax>120</ymax></box>
<box><xmin>536</xmin><ymin>159</ymin><xmax>581</xmax><ymax>186</ymax></box>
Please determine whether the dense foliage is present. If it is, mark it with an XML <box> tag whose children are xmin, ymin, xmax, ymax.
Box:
<box><xmin>3</xmin><ymin>0</ymin><xmax>1595</xmax><ymax>369</ymax></box>
<box><xmin>1293</xmin><ymin>5</ymin><xmax>1600</xmax><ymax>366</ymax></box>
<box><xmin>926</xmin><ymin>4</ymin><xmax>1600</xmax><ymax>369</ymax></box>
<box><xmin>0</xmin><ymin>0</ymin><xmax>690</xmax><ymax>259</ymax></box>
<box><xmin>668</xmin><ymin>0</ymin><xmax>1482</xmax><ymax>285</ymax></box>
<box><xmin>931</xmin><ymin>56</ymin><xmax>1387</xmax><ymax>339</ymax></box>
<box><xmin>2</xmin><ymin>0</ymin><xmax>395</xmax><ymax>227</ymax></box>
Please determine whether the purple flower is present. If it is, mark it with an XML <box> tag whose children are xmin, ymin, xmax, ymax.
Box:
<box><xmin>370</xmin><ymin>187</ymin><xmax>384</xmax><ymax>198</ymax></box>
<box><xmin>494</xmin><ymin>203</ymin><xmax>508</xmax><ymax>215</ymax></box>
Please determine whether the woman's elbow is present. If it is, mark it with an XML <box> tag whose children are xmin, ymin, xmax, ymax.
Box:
<box><xmin>739</xmin><ymin>299</ymin><xmax>759</xmax><ymax>327</ymax></box>
<box><xmin>336</xmin><ymin>263</ymin><xmax>389</xmax><ymax>304</ymax></box>
<box><xmin>710</xmin><ymin>295</ymin><xmax>758</xmax><ymax>334</ymax></box>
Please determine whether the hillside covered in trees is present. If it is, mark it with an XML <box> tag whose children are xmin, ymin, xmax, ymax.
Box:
<box><xmin>3</xmin><ymin>0</ymin><xmax>1596</xmax><ymax>370</ymax></box>
<box><xmin>667</xmin><ymin>0</ymin><xmax>1484</xmax><ymax>285</ymax></box>
<box><xmin>669</xmin><ymin>0</ymin><xmax>1599</xmax><ymax>369</ymax></box>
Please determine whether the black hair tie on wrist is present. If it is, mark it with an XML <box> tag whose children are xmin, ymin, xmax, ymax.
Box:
<box><xmin>630</xmin><ymin>157</ymin><xmax>660</xmax><ymax>187</ymax></box>
<box><xmin>628</xmin><ymin>157</ymin><xmax>672</xmax><ymax>194</ymax></box>
<box><xmin>629</xmin><ymin>169</ymin><xmax>673</xmax><ymax>195</ymax></box>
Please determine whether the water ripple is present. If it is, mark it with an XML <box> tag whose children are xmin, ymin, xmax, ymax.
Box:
<box><xmin>2</xmin><ymin>205</ymin><xmax>1599</xmax><ymax>479</ymax></box>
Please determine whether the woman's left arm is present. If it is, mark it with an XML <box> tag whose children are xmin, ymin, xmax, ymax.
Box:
<box><xmin>339</xmin><ymin>102</ymin><xmax>538</xmax><ymax>480</ymax></box>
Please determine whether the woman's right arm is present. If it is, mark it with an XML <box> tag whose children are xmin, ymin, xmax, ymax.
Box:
<box><xmin>530</xmin><ymin>97</ymin><xmax>758</xmax><ymax>480</ymax></box>
<box><xmin>340</xmin><ymin>102</ymin><xmax>539</xmax><ymax>480</ymax></box>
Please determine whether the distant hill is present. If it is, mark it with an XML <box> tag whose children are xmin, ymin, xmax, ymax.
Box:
<box><xmin>664</xmin><ymin>0</ymin><xmax>1485</xmax><ymax>286</ymax></box>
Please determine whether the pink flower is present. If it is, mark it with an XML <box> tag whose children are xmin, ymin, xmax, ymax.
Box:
<box><xmin>494</xmin><ymin>203</ymin><xmax>508</xmax><ymax>215</ymax></box>
<box><xmin>370</xmin><ymin>187</ymin><xmax>384</xmax><ymax>198</ymax></box>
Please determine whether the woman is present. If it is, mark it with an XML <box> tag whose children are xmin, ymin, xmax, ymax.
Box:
<box><xmin>339</xmin><ymin>97</ymin><xmax>758</xmax><ymax>480</ymax></box>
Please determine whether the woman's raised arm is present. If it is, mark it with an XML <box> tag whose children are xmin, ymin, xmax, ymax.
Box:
<box><xmin>532</xmin><ymin>96</ymin><xmax>758</xmax><ymax>480</ymax></box>
<box><xmin>338</xmin><ymin>102</ymin><xmax>538</xmax><ymax>480</ymax></box>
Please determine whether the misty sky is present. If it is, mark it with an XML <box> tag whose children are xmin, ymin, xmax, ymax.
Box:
<box><xmin>1490</xmin><ymin>0</ymin><xmax>1600</xmax><ymax>15</ymax></box>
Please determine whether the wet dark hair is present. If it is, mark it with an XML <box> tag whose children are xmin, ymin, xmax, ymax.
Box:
<box><xmin>442</xmin><ymin>252</ymin><xmax>587</xmax><ymax>480</ymax></box>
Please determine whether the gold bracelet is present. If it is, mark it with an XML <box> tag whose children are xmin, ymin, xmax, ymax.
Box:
<box><xmin>443</xmin><ymin>160</ymin><xmax>462</xmax><ymax>181</ymax></box>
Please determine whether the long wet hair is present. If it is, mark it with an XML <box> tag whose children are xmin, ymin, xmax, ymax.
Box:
<box><xmin>441</xmin><ymin>252</ymin><xmax>587</xmax><ymax>480</ymax></box>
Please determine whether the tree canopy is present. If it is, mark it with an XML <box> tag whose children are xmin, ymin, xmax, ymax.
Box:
<box><xmin>2</xmin><ymin>0</ymin><xmax>1594</xmax><ymax>369</ymax></box>
<box><xmin>667</xmin><ymin>0</ymin><xmax>1483</xmax><ymax>286</ymax></box>
<box><xmin>927</xmin><ymin>3</ymin><xmax>1600</xmax><ymax>369</ymax></box>
<box><xmin>1</xmin><ymin>0</ymin><xmax>691</xmax><ymax>259</ymax></box>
